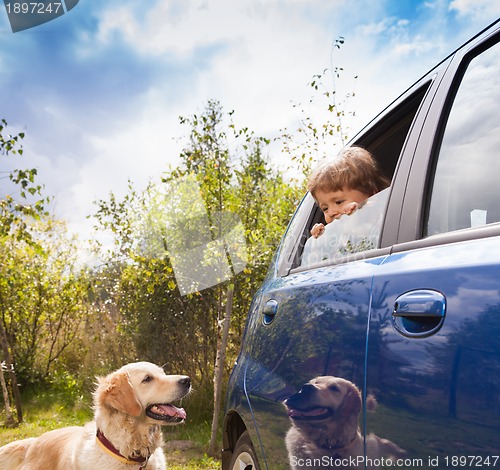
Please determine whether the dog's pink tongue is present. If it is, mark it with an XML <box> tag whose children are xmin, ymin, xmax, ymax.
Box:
<box><xmin>159</xmin><ymin>404</ymin><xmax>187</xmax><ymax>419</ymax></box>
<box><xmin>289</xmin><ymin>407</ymin><xmax>327</xmax><ymax>418</ymax></box>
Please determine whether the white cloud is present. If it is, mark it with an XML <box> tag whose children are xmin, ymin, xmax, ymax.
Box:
<box><xmin>93</xmin><ymin>1</ymin><xmax>258</xmax><ymax>57</ymax></box>
<box><xmin>392</xmin><ymin>36</ymin><xmax>435</xmax><ymax>56</ymax></box>
<box><xmin>449</xmin><ymin>0</ymin><xmax>500</xmax><ymax>21</ymax></box>
<box><xmin>94</xmin><ymin>1</ymin><xmax>339</xmax><ymax>130</ymax></box>
<box><xmin>69</xmin><ymin>98</ymin><xmax>185</xmax><ymax>232</ymax></box>
<box><xmin>4</xmin><ymin>0</ymin><xmax>500</xmax><ymax>258</ymax></box>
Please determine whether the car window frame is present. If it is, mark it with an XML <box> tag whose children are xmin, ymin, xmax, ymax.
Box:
<box><xmin>275</xmin><ymin>192</ymin><xmax>316</xmax><ymax>277</ymax></box>
<box><xmin>394</xmin><ymin>23</ymin><xmax>500</xmax><ymax>251</ymax></box>
<box><xmin>276</xmin><ymin>72</ymin><xmax>440</xmax><ymax>277</ymax></box>
<box><xmin>425</xmin><ymin>34</ymin><xmax>500</xmax><ymax>235</ymax></box>
<box><xmin>277</xmin><ymin>21</ymin><xmax>500</xmax><ymax>278</ymax></box>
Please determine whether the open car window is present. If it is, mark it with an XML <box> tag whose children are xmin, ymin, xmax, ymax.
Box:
<box><xmin>277</xmin><ymin>81</ymin><xmax>432</xmax><ymax>276</ymax></box>
<box><xmin>300</xmin><ymin>188</ymin><xmax>390</xmax><ymax>268</ymax></box>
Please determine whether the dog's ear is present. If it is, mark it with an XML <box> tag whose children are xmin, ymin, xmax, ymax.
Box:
<box><xmin>98</xmin><ymin>371</ymin><xmax>142</xmax><ymax>417</ymax></box>
<box><xmin>366</xmin><ymin>394</ymin><xmax>378</xmax><ymax>412</ymax></box>
<box><xmin>339</xmin><ymin>384</ymin><xmax>362</xmax><ymax>418</ymax></box>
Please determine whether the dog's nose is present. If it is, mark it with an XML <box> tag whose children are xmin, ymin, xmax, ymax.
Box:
<box><xmin>179</xmin><ymin>376</ymin><xmax>191</xmax><ymax>388</ymax></box>
<box><xmin>299</xmin><ymin>383</ymin><xmax>316</xmax><ymax>395</ymax></box>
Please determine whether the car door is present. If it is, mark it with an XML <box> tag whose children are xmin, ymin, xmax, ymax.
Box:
<box><xmin>367</xmin><ymin>28</ymin><xmax>500</xmax><ymax>468</ymax></box>
<box><xmin>232</xmin><ymin>68</ymin><xmax>438</xmax><ymax>469</ymax></box>
<box><xmin>240</xmin><ymin>250</ymin><xmax>384</xmax><ymax>468</ymax></box>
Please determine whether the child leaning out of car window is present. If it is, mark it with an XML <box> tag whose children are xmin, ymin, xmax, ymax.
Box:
<box><xmin>307</xmin><ymin>146</ymin><xmax>390</xmax><ymax>238</ymax></box>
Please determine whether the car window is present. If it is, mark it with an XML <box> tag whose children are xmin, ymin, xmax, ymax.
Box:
<box><xmin>275</xmin><ymin>193</ymin><xmax>316</xmax><ymax>276</ymax></box>
<box><xmin>300</xmin><ymin>188</ymin><xmax>390</xmax><ymax>267</ymax></box>
<box><xmin>280</xmin><ymin>83</ymin><xmax>431</xmax><ymax>274</ymax></box>
<box><xmin>426</xmin><ymin>41</ymin><xmax>500</xmax><ymax>236</ymax></box>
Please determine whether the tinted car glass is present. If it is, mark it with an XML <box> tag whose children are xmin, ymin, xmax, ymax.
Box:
<box><xmin>426</xmin><ymin>41</ymin><xmax>500</xmax><ymax>236</ymax></box>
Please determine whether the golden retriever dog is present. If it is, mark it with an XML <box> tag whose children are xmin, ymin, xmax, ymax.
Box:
<box><xmin>0</xmin><ymin>362</ymin><xmax>191</xmax><ymax>470</ymax></box>
<box><xmin>284</xmin><ymin>376</ymin><xmax>405</xmax><ymax>470</ymax></box>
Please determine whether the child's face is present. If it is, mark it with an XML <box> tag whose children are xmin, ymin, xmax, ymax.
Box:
<box><xmin>314</xmin><ymin>187</ymin><xmax>370</xmax><ymax>224</ymax></box>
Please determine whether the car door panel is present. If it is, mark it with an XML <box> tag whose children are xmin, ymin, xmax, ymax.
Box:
<box><xmin>240</xmin><ymin>257</ymin><xmax>386</xmax><ymax>469</ymax></box>
<box><xmin>368</xmin><ymin>237</ymin><xmax>500</xmax><ymax>466</ymax></box>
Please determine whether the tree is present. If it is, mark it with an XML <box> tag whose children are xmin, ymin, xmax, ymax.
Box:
<box><xmin>91</xmin><ymin>100</ymin><xmax>304</xmax><ymax>452</ymax></box>
<box><xmin>0</xmin><ymin>120</ymin><xmax>49</xmax><ymax>425</ymax></box>
<box><xmin>279</xmin><ymin>36</ymin><xmax>358</xmax><ymax>180</ymax></box>
<box><xmin>168</xmin><ymin>100</ymin><xmax>303</xmax><ymax>455</ymax></box>
<box><xmin>0</xmin><ymin>220</ymin><xmax>90</xmax><ymax>382</ymax></box>
<box><xmin>172</xmin><ymin>101</ymin><xmax>245</xmax><ymax>455</ymax></box>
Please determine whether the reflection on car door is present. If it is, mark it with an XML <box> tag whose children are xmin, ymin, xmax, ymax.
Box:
<box><xmin>366</xmin><ymin>36</ymin><xmax>500</xmax><ymax>469</ymax></box>
<box><xmin>368</xmin><ymin>239</ymin><xmax>500</xmax><ymax>467</ymax></box>
<box><xmin>241</xmin><ymin>257</ymin><xmax>383</xmax><ymax>468</ymax></box>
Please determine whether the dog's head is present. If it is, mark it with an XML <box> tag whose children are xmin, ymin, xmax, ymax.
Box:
<box><xmin>284</xmin><ymin>376</ymin><xmax>361</xmax><ymax>440</ymax></box>
<box><xmin>94</xmin><ymin>362</ymin><xmax>191</xmax><ymax>425</ymax></box>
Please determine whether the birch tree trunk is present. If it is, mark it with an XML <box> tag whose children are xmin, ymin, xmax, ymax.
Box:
<box><xmin>0</xmin><ymin>360</ymin><xmax>14</xmax><ymax>426</ymax></box>
<box><xmin>208</xmin><ymin>284</ymin><xmax>233</xmax><ymax>456</ymax></box>
<box><xmin>0</xmin><ymin>319</ymin><xmax>23</xmax><ymax>424</ymax></box>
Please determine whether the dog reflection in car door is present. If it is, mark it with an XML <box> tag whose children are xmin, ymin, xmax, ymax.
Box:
<box><xmin>284</xmin><ymin>376</ymin><xmax>406</xmax><ymax>469</ymax></box>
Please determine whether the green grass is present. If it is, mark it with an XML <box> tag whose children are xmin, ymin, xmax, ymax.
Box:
<box><xmin>163</xmin><ymin>420</ymin><xmax>221</xmax><ymax>469</ymax></box>
<box><xmin>168</xmin><ymin>454</ymin><xmax>220</xmax><ymax>470</ymax></box>
<box><xmin>0</xmin><ymin>388</ymin><xmax>92</xmax><ymax>444</ymax></box>
<box><xmin>0</xmin><ymin>390</ymin><xmax>221</xmax><ymax>469</ymax></box>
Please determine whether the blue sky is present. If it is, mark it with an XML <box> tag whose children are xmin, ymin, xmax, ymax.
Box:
<box><xmin>1</xmin><ymin>0</ymin><xmax>499</xmax><ymax>245</ymax></box>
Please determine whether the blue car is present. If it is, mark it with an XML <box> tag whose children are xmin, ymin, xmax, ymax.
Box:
<box><xmin>223</xmin><ymin>18</ymin><xmax>500</xmax><ymax>470</ymax></box>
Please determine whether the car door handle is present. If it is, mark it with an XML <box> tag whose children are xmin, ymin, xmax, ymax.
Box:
<box><xmin>262</xmin><ymin>299</ymin><xmax>279</xmax><ymax>325</ymax></box>
<box><xmin>392</xmin><ymin>289</ymin><xmax>446</xmax><ymax>338</ymax></box>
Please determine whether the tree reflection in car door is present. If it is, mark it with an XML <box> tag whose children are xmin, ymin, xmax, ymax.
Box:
<box><xmin>368</xmin><ymin>240</ymin><xmax>500</xmax><ymax>466</ymax></box>
<box><xmin>241</xmin><ymin>259</ymin><xmax>383</xmax><ymax>468</ymax></box>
